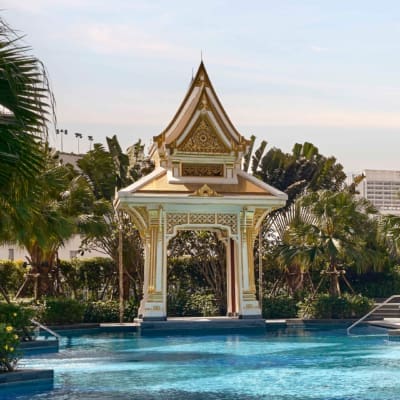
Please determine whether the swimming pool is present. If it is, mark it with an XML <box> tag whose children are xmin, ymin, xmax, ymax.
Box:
<box><xmin>3</xmin><ymin>325</ymin><xmax>400</xmax><ymax>400</ymax></box>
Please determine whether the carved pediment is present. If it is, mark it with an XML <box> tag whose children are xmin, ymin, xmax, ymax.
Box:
<box><xmin>190</xmin><ymin>184</ymin><xmax>222</xmax><ymax>197</ymax></box>
<box><xmin>178</xmin><ymin>118</ymin><xmax>229</xmax><ymax>154</ymax></box>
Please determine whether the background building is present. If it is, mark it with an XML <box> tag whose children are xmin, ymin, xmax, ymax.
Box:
<box><xmin>357</xmin><ymin>169</ymin><xmax>400</xmax><ymax>215</ymax></box>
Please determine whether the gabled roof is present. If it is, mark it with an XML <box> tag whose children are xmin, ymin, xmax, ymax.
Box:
<box><xmin>153</xmin><ymin>62</ymin><xmax>250</xmax><ymax>153</ymax></box>
<box><xmin>119</xmin><ymin>167</ymin><xmax>287</xmax><ymax>200</ymax></box>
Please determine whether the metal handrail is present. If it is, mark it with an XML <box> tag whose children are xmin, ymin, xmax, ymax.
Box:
<box><xmin>30</xmin><ymin>318</ymin><xmax>61</xmax><ymax>340</ymax></box>
<box><xmin>347</xmin><ymin>294</ymin><xmax>400</xmax><ymax>335</ymax></box>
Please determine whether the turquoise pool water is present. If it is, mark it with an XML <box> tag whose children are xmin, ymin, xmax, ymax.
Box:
<box><xmin>3</xmin><ymin>325</ymin><xmax>400</xmax><ymax>399</ymax></box>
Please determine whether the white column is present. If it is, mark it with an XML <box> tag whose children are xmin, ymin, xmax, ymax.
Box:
<box><xmin>139</xmin><ymin>208</ymin><xmax>166</xmax><ymax>320</ymax></box>
<box><xmin>238</xmin><ymin>209</ymin><xmax>261</xmax><ymax>318</ymax></box>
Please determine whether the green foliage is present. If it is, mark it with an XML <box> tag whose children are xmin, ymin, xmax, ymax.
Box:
<box><xmin>0</xmin><ymin>323</ymin><xmax>20</xmax><ymax>372</ymax></box>
<box><xmin>299</xmin><ymin>293</ymin><xmax>373</xmax><ymax>319</ymax></box>
<box><xmin>186</xmin><ymin>293</ymin><xmax>219</xmax><ymax>317</ymax></box>
<box><xmin>262</xmin><ymin>296</ymin><xmax>298</xmax><ymax>319</ymax></box>
<box><xmin>77</xmin><ymin>144</ymin><xmax>116</xmax><ymax>200</ymax></box>
<box><xmin>0</xmin><ymin>17</ymin><xmax>51</xmax><ymax>210</ymax></box>
<box><xmin>167</xmin><ymin>231</ymin><xmax>227</xmax><ymax>315</ymax></box>
<box><xmin>167</xmin><ymin>289</ymin><xmax>190</xmax><ymax>316</ymax></box>
<box><xmin>83</xmin><ymin>301</ymin><xmax>119</xmax><ymax>323</ymax></box>
<box><xmin>0</xmin><ymin>302</ymin><xmax>35</xmax><ymax>339</ymax></box>
<box><xmin>77</xmin><ymin>258</ymin><xmax>116</xmax><ymax>300</ymax></box>
<box><xmin>83</xmin><ymin>299</ymin><xmax>138</xmax><ymax>323</ymax></box>
<box><xmin>0</xmin><ymin>260</ymin><xmax>25</xmax><ymax>294</ymax></box>
<box><xmin>349</xmin><ymin>268</ymin><xmax>400</xmax><ymax>298</ymax></box>
<box><xmin>42</xmin><ymin>298</ymin><xmax>85</xmax><ymax>325</ymax></box>
<box><xmin>253</xmin><ymin>141</ymin><xmax>346</xmax><ymax>205</ymax></box>
<box><xmin>167</xmin><ymin>291</ymin><xmax>219</xmax><ymax>317</ymax></box>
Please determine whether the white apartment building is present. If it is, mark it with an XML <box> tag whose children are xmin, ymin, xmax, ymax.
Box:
<box><xmin>357</xmin><ymin>169</ymin><xmax>400</xmax><ymax>215</ymax></box>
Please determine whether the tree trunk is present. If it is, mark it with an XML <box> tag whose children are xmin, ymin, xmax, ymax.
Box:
<box><xmin>328</xmin><ymin>260</ymin><xmax>341</xmax><ymax>297</ymax></box>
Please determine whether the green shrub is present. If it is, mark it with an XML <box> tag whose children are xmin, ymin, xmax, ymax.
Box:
<box><xmin>167</xmin><ymin>291</ymin><xmax>219</xmax><ymax>317</ymax></box>
<box><xmin>0</xmin><ymin>260</ymin><xmax>25</xmax><ymax>295</ymax></box>
<box><xmin>124</xmin><ymin>298</ymin><xmax>139</xmax><ymax>322</ymax></box>
<box><xmin>84</xmin><ymin>301</ymin><xmax>119</xmax><ymax>323</ymax></box>
<box><xmin>42</xmin><ymin>298</ymin><xmax>85</xmax><ymax>325</ymax></box>
<box><xmin>299</xmin><ymin>293</ymin><xmax>373</xmax><ymax>319</ymax></box>
<box><xmin>167</xmin><ymin>290</ymin><xmax>190</xmax><ymax>316</ymax></box>
<box><xmin>78</xmin><ymin>258</ymin><xmax>115</xmax><ymax>301</ymax></box>
<box><xmin>262</xmin><ymin>296</ymin><xmax>298</xmax><ymax>319</ymax></box>
<box><xmin>0</xmin><ymin>302</ymin><xmax>35</xmax><ymax>339</ymax></box>
<box><xmin>185</xmin><ymin>293</ymin><xmax>218</xmax><ymax>317</ymax></box>
<box><xmin>349</xmin><ymin>268</ymin><xmax>400</xmax><ymax>298</ymax></box>
<box><xmin>0</xmin><ymin>323</ymin><xmax>20</xmax><ymax>372</ymax></box>
<box><xmin>83</xmin><ymin>299</ymin><xmax>139</xmax><ymax>323</ymax></box>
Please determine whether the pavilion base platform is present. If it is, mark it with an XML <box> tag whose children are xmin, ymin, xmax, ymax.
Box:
<box><xmin>136</xmin><ymin>316</ymin><xmax>266</xmax><ymax>335</ymax></box>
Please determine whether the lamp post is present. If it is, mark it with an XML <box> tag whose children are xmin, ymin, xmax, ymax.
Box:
<box><xmin>88</xmin><ymin>135</ymin><xmax>93</xmax><ymax>151</ymax></box>
<box><xmin>56</xmin><ymin>129</ymin><xmax>68</xmax><ymax>152</ymax></box>
<box><xmin>75</xmin><ymin>132</ymin><xmax>83</xmax><ymax>153</ymax></box>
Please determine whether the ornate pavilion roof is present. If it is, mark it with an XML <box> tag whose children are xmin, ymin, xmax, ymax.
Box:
<box><xmin>118</xmin><ymin>62</ymin><xmax>287</xmax><ymax>204</ymax></box>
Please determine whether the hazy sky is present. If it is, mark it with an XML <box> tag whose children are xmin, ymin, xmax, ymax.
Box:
<box><xmin>3</xmin><ymin>1</ymin><xmax>400</xmax><ymax>173</ymax></box>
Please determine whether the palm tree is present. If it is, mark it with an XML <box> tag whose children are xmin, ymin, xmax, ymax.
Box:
<box><xmin>6</xmin><ymin>148</ymin><xmax>105</xmax><ymax>298</ymax></box>
<box><xmin>0</xmin><ymin>17</ymin><xmax>54</xmax><ymax>240</ymax></box>
<box><xmin>380</xmin><ymin>214</ymin><xmax>400</xmax><ymax>260</ymax></box>
<box><xmin>279</xmin><ymin>190</ymin><xmax>380</xmax><ymax>296</ymax></box>
<box><xmin>252</xmin><ymin>141</ymin><xmax>347</xmax><ymax>206</ymax></box>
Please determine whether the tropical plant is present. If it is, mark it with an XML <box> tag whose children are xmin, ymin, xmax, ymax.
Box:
<box><xmin>0</xmin><ymin>17</ymin><xmax>53</xmax><ymax>237</ymax></box>
<box><xmin>4</xmin><ymin>149</ymin><xmax>108</xmax><ymax>298</ymax></box>
<box><xmin>252</xmin><ymin>141</ymin><xmax>346</xmax><ymax>206</ymax></box>
<box><xmin>78</xmin><ymin>137</ymin><xmax>153</xmax><ymax>302</ymax></box>
<box><xmin>379</xmin><ymin>214</ymin><xmax>400</xmax><ymax>260</ymax></box>
<box><xmin>278</xmin><ymin>190</ymin><xmax>380</xmax><ymax>297</ymax></box>
<box><xmin>0</xmin><ymin>323</ymin><xmax>20</xmax><ymax>372</ymax></box>
<box><xmin>298</xmin><ymin>293</ymin><xmax>373</xmax><ymax>319</ymax></box>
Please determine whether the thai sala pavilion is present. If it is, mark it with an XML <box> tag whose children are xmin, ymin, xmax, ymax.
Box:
<box><xmin>115</xmin><ymin>62</ymin><xmax>287</xmax><ymax>320</ymax></box>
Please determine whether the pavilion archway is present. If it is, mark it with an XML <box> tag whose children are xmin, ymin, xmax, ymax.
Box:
<box><xmin>116</xmin><ymin>62</ymin><xmax>287</xmax><ymax>320</ymax></box>
<box><xmin>166</xmin><ymin>226</ymin><xmax>235</xmax><ymax>317</ymax></box>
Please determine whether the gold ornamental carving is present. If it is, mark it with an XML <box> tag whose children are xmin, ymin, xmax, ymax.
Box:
<box><xmin>217</xmin><ymin>214</ymin><xmax>238</xmax><ymax>234</ymax></box>
<box><xmin>166</xmin><ymin>213</ymin><xmax>188</xmax><ymax>234</ymax></box>
<box><xmin>182</xmin><ymin>163</ymin><xmax>224</xmax><ymax>177</ymax></box>
<box><xmin>166</xmin><ymin>212</ymin><xmax>238</xmax><ymax>236</ymax></box>
<box><xmin>191</xmin><ymin>184</ymin><xmax>221</xmax><ymax>197</ymax></box>
<box><xmin>178</xmin><ymin>119</ymin><xmax>229</xmax><ymax>153</ymax></box>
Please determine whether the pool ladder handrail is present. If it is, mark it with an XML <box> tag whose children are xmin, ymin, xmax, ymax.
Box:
<box><xmin>31</xmin><ymin>318</ymin><xmax>62</xmax><ymax>340</ymax></box>
<box><xmin>347</xmin><ymin>294</ymin><xmax>400</xmax><ymax>335</ymax></box>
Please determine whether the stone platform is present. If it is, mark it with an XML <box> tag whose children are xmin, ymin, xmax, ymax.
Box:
<box><xmin>136</xmin><ymin>316</ymin><xmax>266</xmax><ymax>335</ymax></box>
<box><xmin>368</xmin><ymin>318</ymin><xmax>400</xmax><ymax>330</ymax></box>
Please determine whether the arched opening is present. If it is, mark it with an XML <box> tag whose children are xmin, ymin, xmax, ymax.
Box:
<box><xmin>166</xmin><ymin>229</ymin><xmax>228</xmax><ymax>316</ymax></box>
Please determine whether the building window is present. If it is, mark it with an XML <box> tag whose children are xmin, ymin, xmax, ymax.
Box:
<box><xmin>8</xmin><ymin>248</ymin><xmax>14</xmax><ymax>261</ymax></box>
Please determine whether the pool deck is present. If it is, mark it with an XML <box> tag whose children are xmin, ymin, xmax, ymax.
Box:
<box><xmin>368</xmin><ymin>318</ymin><xmax>400</xmax><ymax>329</ymax></box>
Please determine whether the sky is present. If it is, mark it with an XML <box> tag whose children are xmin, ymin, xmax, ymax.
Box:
<box><xmin>3</xmin><ymin>0</ymin><xmax>400</xmax><ymax>174</ymax></box>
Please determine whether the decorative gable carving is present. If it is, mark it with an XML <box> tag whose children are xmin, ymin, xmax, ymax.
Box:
<box><xmin>178</xmin><ymin>118</ymin><xmax>229</xmax><ymax>154</ymax></box>
<box><xmin>190</xmin><ymin>184</ymin><xmax>222</xmax><ymax>197</ymax></box>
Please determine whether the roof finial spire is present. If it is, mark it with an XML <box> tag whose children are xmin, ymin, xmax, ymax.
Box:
<box><xmin>201</xmin><ymin>49</ymin><xmax>203</xmax><ymax>62</ymax></box>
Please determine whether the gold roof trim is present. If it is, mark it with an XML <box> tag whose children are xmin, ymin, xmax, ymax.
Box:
<box><xmin>134</xmin><ymin>170</ymin><xmax>273</xmax><ymax>196</ymax></box>
<box><xmin>190</xmin><ymin>184</ymin><xmax>222</xmax><ymax>197</ymax></box>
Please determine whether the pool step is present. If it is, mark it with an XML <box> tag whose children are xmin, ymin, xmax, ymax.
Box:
<box><xmin>366</xmin><ymin>303</ymin><xmax>400</xmax><ymax>320</ymax></box>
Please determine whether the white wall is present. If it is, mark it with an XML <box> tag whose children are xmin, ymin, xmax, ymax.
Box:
<box><xmin>0</xmin><ymin>235</ymin><xmax>107</xmax><ymax>262</ymax></box>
